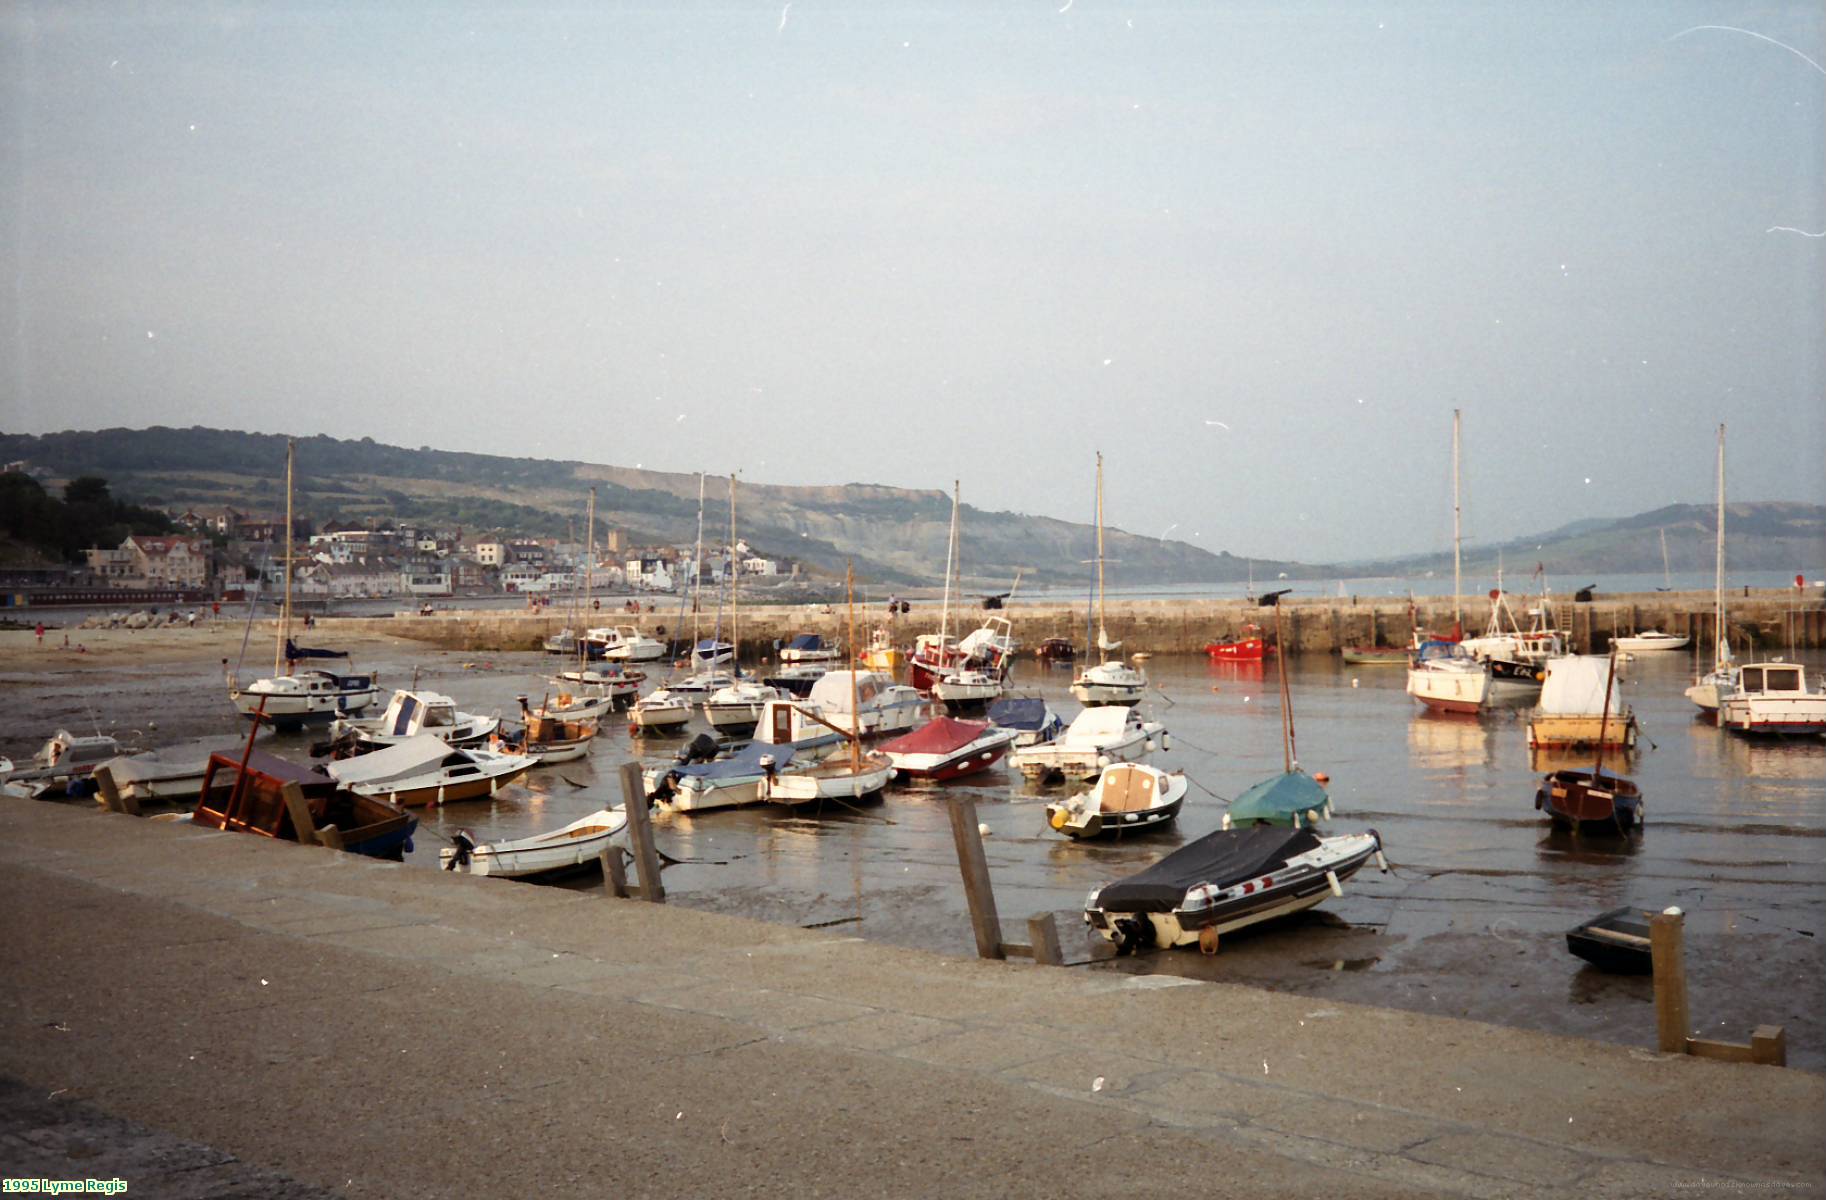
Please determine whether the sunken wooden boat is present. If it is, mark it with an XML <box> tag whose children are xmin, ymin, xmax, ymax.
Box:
<box><xmin>191</xmin><ymin>749</ymin><xmax>416</xmax><ymax>858</ymax></box>
<box><xmin>1565</xmin><ymin>906</ymin><xmax>1654</xmax><ymax>974</ymax></box>
<box><xmin>1046</xmin><ymin>763</ymin><xmax>1185</xmax><ymax>839</ymax></box>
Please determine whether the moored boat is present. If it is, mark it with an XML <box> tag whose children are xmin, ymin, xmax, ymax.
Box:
<box><xmin>1613</xmin><ymin>630</ymin><xmax>1689</xmax><ymax>653</ymax></box>
<box><xmin>1222</xmin><ymin>769</ymin><xmax>1334</xmax><ymax>830</ymax></box>
<box><xmin>1035</xmin><ymin>637</ymin><xmax>1076</xmax><ymax>664</ymax></box>
<box><xmin>1340</xmin><ymin>645</ymin><xmax>1408</xmax><ymax>666</ymax></box>
<box><xmin>645</xmin><ymin>741</ymin><xmax>795</xmax><ymax>812</ymax></box>
<box><xmin>327</xmin><ymin>688</ymin><xmax>500</xmax><ymax>750</ymax></box>
<box><xmin>440</xmin><ymin>807</ymin><xmax>629</xmax><ymax>879</ymax></box>
<box><xmin>986</xmin><ymin>696</ymin><xmax>1065</xmax><ymax>748</ymax></box>
<box><xmin>324</xmin><ymin>736</ymin><xmax>533</xmax><ymax>807</ymax></box>
<box><xmin>191</xmin><ymin>748</ymin><xmax>416</xmax><ymax>858</ymax></box>
<box><xmin>1526</xmin><ymin>656</ymin><xmax>1639</xmax><ymax>750</ymax></box>
<box><xmin>1405</xmin><ymin>640</ymin><xmax>1491</xmax><ymax>714</ymax></box>
<box><xmin>1203</xmin><ymin>623</ymin><xmax>1269</xmax><ymax>661</ymax></box>
<box><xmin>1718</xmin><ymin>661</ymin><xmax>1826</xmax><ymax>737</ymax></box>
<box><xmin>1046</xmin><ymin>763</ymin><xmax>1186</xmax><ymax>839</ymax></box>
<box><xmin>1535</xmin><ymin>767</ymin><xmax>1642</xmax><ymax>833</ymax></box>
<box><xmin>763</xmin><ymin>663</ymin><xmax>829</xmax><ymax>698</ymax></box>
<box><xmin>1084</xmin><ymin>825</ymin><xmax>1387</xmax><ymax>954</ymax></box>
<box><xmin>778</xmin><ymin>633</ymin><xmax>842</xmax><ymax>664</ymax></box>
<box><xmin>1566</xmin><ymin>907</ymin><xmax>1655</xmax><ymax>974</ymax></box>
<box><xmin>879</xmin><ymin>717</ymin><xmax>1013</xmax><ymax>782</ymax></box>
<box><xmin>1009</xmin><ymin>706</ymin><xmax>1167</xmax><ymax>783</ymax></box>
<box><xmin>766</xmin><ymin>750</ymin><xmax>895</xmax><ymax>807</ymax></box>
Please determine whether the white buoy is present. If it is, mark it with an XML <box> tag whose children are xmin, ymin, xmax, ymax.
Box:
<box><xmin>977</xmin><ymin>822</ymin><xmax>992</xmax><ymax>838</ymax></box>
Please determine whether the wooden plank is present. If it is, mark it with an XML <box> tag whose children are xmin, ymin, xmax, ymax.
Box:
<box><xmin>1650</xmin><ymin>910</ymin><xmax>1689</xmax><ymax>1054</ymax></box>
<box><xmin>279</xmin><ymin>782</ymin><xmax>318</xmax><ymax>847</ymax></box>
<box><xmin>1685</xmin><ymin>1037</ymin><xmax>1755</xmax><ymax>1063</ymax></box>
<box><xmin>618</xmin><ymin>762</ymin><xmax>664</xmax><ymax>903</ymax></box>
<box><xmin>946</xmin><ymin>795</ymin><xmax>1004</xmax><ymax>960</ymax></box>
<box><xmin>92</xmin><ymin>766</ymin><xmax>138</xmax><ymax>817</ymax></box>
<box><xmin>1752</xmin><ymin>1025</ymin><xmax>1787</xmax><ymax>1067</ymax></box>
<box><xmin>1028</xmin><ymin>912</ymin><xmax>1064</xmax><ymax>967</ymax></box>
<box><xmin>316</xmin><ymin>824</ymin><xmax>345</xmax><ymax>852</ymax></box>
<box><xmin>602</xmin><ymin>847</ymin><xmax>629</xmax><ymax>899</ymax></box>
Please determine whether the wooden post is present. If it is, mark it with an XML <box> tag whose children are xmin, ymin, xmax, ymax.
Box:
<box><xmin>279</xmin><ymin>782</ymin><xmax>318</xmax><ymax>847</ymax></box>
<box><xmin>618</xmin><ymin>761</ymin><xmax>664</xmax><ymax>903</ymax></box>
<box><xmin>1650</xmin><ymin>909</ymin><xmax>1689</xmax><ymax>1054</ymax></box>
<box><xmin>601</xmin><ymin>847</ymin><xmax>629</xmax><ymax>898</ymax></box>
<box><xmin>93</xmin><ymin>766</ymin><xmax>139</xmax><ymax>817</ymax></box>
<box><xmin>1027</xmin><ymin>912</ymin><xmax>1064</xmax><ymax>967</ymax></box>
<box><xmin>316</xmin><ymin>824</ymin><xmax>345</xmax><ymax>852</ymax></box>
<box><xmin>947</xmin><ymin>795</ymin><xmax>1004</xmax><ymax>960</ymax></box>
<box><xmin>1751</xmin><ymin>1025</ymin><xmax>1788</xmax><ymax>1067</ymax></box>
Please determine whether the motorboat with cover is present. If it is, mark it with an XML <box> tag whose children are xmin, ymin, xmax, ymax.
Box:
<box><xmin>879</xmin><ymin>717</ymin><xmax>1013</xmax><ymax>782</ymax></box>
<box><xmin>1009</xmin><ymin>706</ymin><xmax>1167</xmax><ymax>783</ymax></box>
<box><xmin>806</xmin><ymin>670</ymin><xmax>924</xmax><ymax>739</ymax></box>
<box><xmin>191</xmin><ymin>748</ymin><xmax>416</xmax><ymax>858</ymax></box>
<box><xmin>581</xmin><ymin>625</ymin><xmax>668</xmax><ymax>662</ymax></box>
<box><xmin>440</xmin><ymin>807</ymin><xmax>629</xmax><ymax>879</ymax></box>
<box><xmin>644</xmin><ymin>740</ymin><xmax>796</xmax><ymax>812</ymax></box>
<box><xmin>322</xmin><ymin>736</ymin><xmax>533</xmax><ymax>807</ymax></box>
<box><xmin>1222</xmin><ymin>769</ymin><xmax>1335</xmax><ymax>830</ymax></box>
<box><xmin>762</xmin><ymin>663</ymin><xmax>828</xmax><ymax>698</ymax></box>
<box><xmin>95</xmin><ymin>746</ymin><xmax>226</xmax><ymax>806</ymax></box>
<box><xmin>327</xmin><ymin>689</ymin><xmax>499</xmax><ymax>750</ymax></box>
<box><xmin>1718</xmin><ymin>661</ymin><xmax>1826</xmax><ymax>737</ymax></box>
<box><xmin>1085</xmin><ymin>825</ymin><xmax>1386</xmax><ymax>954</ymax></box>
<box><xmin>1046</xmin><ymin>763</ymin><xmax>1186</xmax><ymax>839</ymax></box>
<box><xmin>778</xmin><ymin>634</ymin><xmax>842</xmax><ymax>664</ymax></box>
<box><xmin>1526</xmin><ymin>656</ymin><xmax>1639</xmax><ymax>750</ymax></box>
<box><xmin>987</xmin><ymin>697</ymin><xmax>1064</xmax><ymax>748</ymax></box>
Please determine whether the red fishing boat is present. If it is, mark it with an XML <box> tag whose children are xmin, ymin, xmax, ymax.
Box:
<box><xmin>1204</xmin><ymin>623</ymin><xmax>1272</xmax><ymax>661</ymax></box>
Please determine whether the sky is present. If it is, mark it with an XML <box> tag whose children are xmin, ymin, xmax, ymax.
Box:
<box><xmin>2</xmin><ymin>2</ymin><xmax>1822</xmax><ymax>563</ymax></box>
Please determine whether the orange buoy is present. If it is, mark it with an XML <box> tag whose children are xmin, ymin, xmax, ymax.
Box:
<box><xmin>1314</xmin><ymin>772</ymin><xmax>1331</xmax><ymax>785</ymax></box>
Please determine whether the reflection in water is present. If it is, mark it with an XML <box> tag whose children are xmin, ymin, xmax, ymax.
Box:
<box><xmin>1720</xmin><ymin>731</ymin><xmax>1826</xmax><ymax>781</ymax></box>
<box><xmin>1535</xmin><ymin>827</ymin><xmax>1642</xmax><ymax>866</ymax></box>
<box><xmin>1407</xmin><ymin>711</ymin><xmax>1492</xmax><ymax>771</ymax></box>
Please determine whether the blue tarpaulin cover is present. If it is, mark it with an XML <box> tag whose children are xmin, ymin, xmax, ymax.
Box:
<box><xmin>670</xmin><ymin>742</ymin><xmax>795</xmax><ymax>780</ymax></box>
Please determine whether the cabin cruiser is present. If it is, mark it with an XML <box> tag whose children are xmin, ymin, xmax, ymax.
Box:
<box><xmin>805</xmin><ymin>670</ymin><xmax>924</xmax><ymax>739</ymax></box>
<box><xmin>628</xmin><ymin>687</ymin><xmax>693</xmax><ymax>733</ymax></box>
<box><xmin>702</xmin><ymin>678</ymin><xmax>782</xmax><ymax>734</ymax></box>
<box><xmin>1718</xmin><ymin>661</ymin><xmax>1826</xmax><ymax>737</ymax></box>
<box><xmin>1</xmin><ymin>730</ymin><xmax>128</xmax><ymax>799</ymax></box>
<box><xmin>762</xmin><ymin>663</ymin><xmax>829</xmax><ymax>698</ymax></box>
<box><xmin>1010</xmin><ymin>706</ymin><xmax>1167</xmax><ymax>783</ymax></box>
<box><xmin>1405</xmin><ymin>640</ymin><xmax>1491</xmax><ymax>714</ymax></box>
<box><xmin>1070</xmin><ymin>659</ymin><xmax>1147</xmax><ymax>707</ymax></box>
<box><xmin>323</xmin><ymin>736</ymin><xmax>533</xmax><ymax>807</ymax></box>
<box><xmin>551</xmin><ymin>664</ymin><xmax>644</xmax><ymax>705</ymax></box>
<box><xmin>778</xmin><ymin>634</ymin><xmax>842</xmax><ymax>664</ymax></box>
<box><xmin>581</xmin><ymin>625</ymin><xmax>667</xmax><ymax>662</ymax></box>
<box><xmin>931</xmin><ymin>667</ymin><xmax>1005</xmax><ymax>712</ymax></box>
<box><xmin>327</xmin><ymin>689</ymin><xmax>499</xmax><ymax>750</ymax></box>
<box><xmin>229</xmin><ymin>667</ymin><xmax>382</xmax><ymax>730</ymax></box>
<box><xmin>1085</xmin><ymin>825</ymin><xmax>1387</xmax><ymax>954</ymax></box>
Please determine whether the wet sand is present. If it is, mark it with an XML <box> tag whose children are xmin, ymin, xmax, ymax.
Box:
<box><xmin>3</xmin><ymin>630</ymin><xmax>1821</xmax><ymax>1070</ymax></box>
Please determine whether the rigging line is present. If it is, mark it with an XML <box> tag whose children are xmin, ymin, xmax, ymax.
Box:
<box><xmin>1183</xmin><ymin>775</ymin><xmax>1232</xmax><ymax>805</ymax></box>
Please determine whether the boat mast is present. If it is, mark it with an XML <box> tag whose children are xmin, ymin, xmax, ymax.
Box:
<box><xmin>1095</xmin><ymin>451</ymin><xmax>1108</xmax><ymax>664</ymax></box>
<box><xmin>1593</xmin><ymin>647</ymin><xmax>1618</xmax><ymax>781</ymax></box>
<box><xmin>584</xmin><ymin>486</ymin><xmax>595</xmax><ymax>616</ymax></box>
<box><xmin>1275</xmin><ymin>601</ymin><xmax>1294</xmax><ymax>773</ymax></box>
<box><xmin>691</xmin><ymin>472</ymin><xmax>706</xmax><ymax>652</ymax></box>
<box><xmin>1659</xmin><ymin>528</ymin><xmax>1671</xmax><ymax>591</ymax></box>
<box><xmin>1451</xmin><ymin>409</ymin><xmax>1462</xmax><ymax>633</ymax></box>
<box><xmin>275</xmin><ymin>438</ymin><xmax>294</xmax><ymax>677</ymax></box>
<box><xmin>1713</xmin><ymin>424</ymin><xmax>1728</xmax><ymax>671</ymax></box>
<box><xmin>940</xmin><ymin>481</ymin><xmax>958</xmax><ymax>650</ymax></box>
<box><xmin>847</xmin><ymin>562</ymin><xmax>861</xmax><ymax>771</ymax></box>
<box><xmin>728</xmin><ymin>473</ymin><xmax>739</xmax><ymax>675</ymax></box>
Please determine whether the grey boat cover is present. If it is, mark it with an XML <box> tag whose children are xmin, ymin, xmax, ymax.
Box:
<box><xmin>670</xmin><ymin>741</ymin><xmax>795</xmax><ymax>781</ymax></box>
<box><xmin>323</xmin><ymin>736</ymin><xmax>457</xmax><ymax>787</ymax></box>
<box><xmin>1096</xmin><ymin>826</ymin><xmax>1323</xmax><ymax>914</ymax></box>
<box><xmin>987</xmin><ymin>697</ymin><xmax>1048</xmax><ymax>731</ymax></box>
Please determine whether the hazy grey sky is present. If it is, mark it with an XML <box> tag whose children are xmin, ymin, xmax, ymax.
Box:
<box><xmin>3</xmin><ymin>2</ymin><xmax>1821</xmax><ymax>562</ymax></box>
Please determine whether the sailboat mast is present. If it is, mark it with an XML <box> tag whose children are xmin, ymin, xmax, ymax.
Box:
<box><xmin>1095</xmin><ymin>451</ymin><xmax>1108</xmax><ymax>664</ymax></box>
<box><xmin>1659</xmin><ymin>528</ymin><xmax>1670</xmax><ymax>590</ymax></box>
<box><xmin>1451</xmin><ymin>409</ymin><xmax>1462</xmax><ymax>630</ymax></box>
<box><xmin>1713</xmin><ymin>424</ymin><xmax>1727</xmax><ymax>670</ymax></box>
<box><xmin>691</xmin><ymin>473</ymin><xmax>706</xmax><ymax>649</ymax></box>
<box><xmin>847</xmin><ymin>562</ymin><xmax>861</xmax><ymax>771</ymax></box>
<box><xmin>275</xmin><ymin>439</ymin><xmax>294</xmax><ymax>677</ymax></box>
<box><xmin>940</xmin><ymin>481</ymin><xmax>957</xmax><ymax>647</ymax></box>
<box><xmin>728</xmin><ymin>473</ymin><xmax>739</xmax><ymax>673</ymax></box>
<box><xmin>1275</xmin><ymin>602</ymin><xmax>1294</xmax><ymax>773</ymax></box>
<box><xmin>584</xmin><ymin>486</ymin><xmax>595</xmax><ymax>612</ymax></box>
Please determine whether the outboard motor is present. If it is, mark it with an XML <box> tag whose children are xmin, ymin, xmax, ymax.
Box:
<box><xmin>445</xmin><ymin>831</ymin><xmax>475</xmax><ymax>871</ymax></box>
<box><xmin>676</xmin><ymin>733</ymin><xmax>720</xmax><ymax>766</ymax></box>
<box><xmin>1109</xmin><ymin>916</ymin><xmax>1155</xmax><ymax>956</ymax></box>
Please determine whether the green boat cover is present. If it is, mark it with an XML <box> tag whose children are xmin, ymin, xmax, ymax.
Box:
<box><xmin>1225</xmin><ymin>770</ymin><xmax>1331</xmax><ymax>829</ymax></box>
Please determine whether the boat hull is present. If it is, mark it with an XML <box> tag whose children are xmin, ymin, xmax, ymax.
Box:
<box><xmin>1535</xmin><ymin>769</ymin><xmax>1642</xmax><ymax>832</ymax></box>
<box><xmin>1526</xmin><ymin>713</ymin><xmax>1639</xmax><ymax>751</ymax></box>
<box><xmin>885</xmin><ymin>735</ymin><xmax>1013</xmax><ymax>782</ymax></box>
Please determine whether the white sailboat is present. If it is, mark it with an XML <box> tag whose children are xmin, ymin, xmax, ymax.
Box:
<box><xmin>931</xmin><ymin>482</ymin><xmax>1009</xmax><ymax>711</ymax></box>
<box><xmin>1071</xmin><ymin>452</ymin><xmax>1147</xmax><ymax>707</ymax></box>
<box><xmin>703</xmin><ymin>474</ymin><xmax>781</xmax><ymax>733</ymax></box>
<box><xmin>1685</xmin><ymin>426</ymin><xmax>1739</xmax><ymax>716</ymax></box>
<box><xmin>630</xmin><ymin>474</ymin><xmax>710</xmax><ymax>734</ymax></box>
<box><xmin>1407</xmin><ymin>410</ymin><xmax>1491</xmax><ymax>714</ymax></box>
<box><xmin>226</xmin><ymin>439</ymin><xmax>380</xmax><ymax>729</ymax></box>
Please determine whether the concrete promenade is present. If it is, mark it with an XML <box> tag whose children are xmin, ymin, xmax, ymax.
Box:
<box><xmin>2</xmin><ymin>799</ymin><xmax>1821</xmax><ymax>1198</ymax></box>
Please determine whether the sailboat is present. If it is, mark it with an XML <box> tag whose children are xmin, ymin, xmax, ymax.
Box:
<box><xmin>1686</xmin><ymin>429</ymin><xmax>1740</xmax><ymax>720</ymax></box>
<box><xmin>703</xmin><ymin>475</ymin><xmax>781</xmax><ymax>734</ymax></box>
<box><xmin>1656</xmin><ymin>529</ymin><xmax>1673</xmax><ymax>592</ymax></box>
<box><xmin>553</xmin><ymin>489</ymin><xmax>645</xmax><ymax>705</ymax></box>
<box><xmin>629</xmin><ymin>474</ymin><xmax>712</xmax><ymax>734</ymax></box>
<box><xmin>1070</xmin><ymin>453</ymin><xmax>1146</xmax><ymax>707</ymax></box>
<box><xmin>1221</xmin><ymin>605</ymin><xmax>1338</xmax><ymax>831</ymax></box>
<box><xmin>1534</xmin><ymin>647</ymin><xmax>1643</xmax><ymax>833</ymax></box>
<box><xmin>226</xmin><ymin>440</ymin><xmax>380</xmax><ymax>730</ymax></box>
<box><xmin>930</xmin><ymin>483</ymin><xmax>1012</xmax><ymax>711</ymax></box>
<box><xmin>1406</xmin><ymin>411</ymin><xmax>1492</xmax><ymax>714</ymax></box>
<box><xmin>909</xmin><ymin>486</ymin><xmax>967</xmax><ymax>692</ymax></box>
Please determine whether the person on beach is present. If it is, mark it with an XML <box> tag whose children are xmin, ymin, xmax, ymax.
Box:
<box><xmin>35</xmin><ymin>622</ymin><xmax>45</xmax><ymax>645</ymax></box>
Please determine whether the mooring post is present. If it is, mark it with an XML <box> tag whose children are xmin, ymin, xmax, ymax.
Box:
<box><xmin>601</xmin><ymin>847</ymin><xmax>629</xmax><ymax>898</ymax></box>
<box><xmin>947</xmin><ymin>795</ymin><xmax>1004</xmax><ymax>960</ymax></box>
<box><xmin>92</xmin><ymin>766</ymin><xmax>138</xmax><ymax>817</ymax></box>
<box><xmin>1027</xmin><ymin>912</ymin><xmax>1064</xmax><ymax>967</ymax></box>
<box><xmin>618</xmin><ymin>761</ymin><xmax>665</xmax><ymax>903</ymax></box>
<box><xmin>1651</xmin><ymin>907</ymin><xmax>1690</xmax><ymax>1054</ymax></box>
<box><xmin>1751</xmin><ymin>1025</ymin><xmax>1788</xmax><ymax>1067</ymax></box>
<box><xmin>316</xmin><ymin>823</ymin><xmax>345</xmax><ymax>852</ymax></box>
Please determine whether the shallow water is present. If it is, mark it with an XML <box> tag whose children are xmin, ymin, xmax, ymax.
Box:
<box><xmin>5</xmin><ymin>646</ymin><xmax>1821</xmax><ymax>1069</ymax></box>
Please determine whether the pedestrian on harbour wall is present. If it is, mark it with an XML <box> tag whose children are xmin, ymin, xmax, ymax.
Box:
<box><xmin>35</xmin><ymin>622</ymin><xmax>46</xmax><ymax>645</ymax></box>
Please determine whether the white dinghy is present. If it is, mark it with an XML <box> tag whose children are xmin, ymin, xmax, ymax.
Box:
<box><xmin>440</xmin><ymin>808</ymin><xmax>630</xmax><ymax>879</ymax></box>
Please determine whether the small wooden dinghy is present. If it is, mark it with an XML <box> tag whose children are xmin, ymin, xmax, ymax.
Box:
<box><xmin>1566</xmin><ymin>906</ymin><xmax>1654</xmax><ymax>973</ymax></box>
<box><xmin>1046</xmin><ymin>763</ymin><xmax>1186</xmax><ymax>839</ymax></box>
<box><xmin>440</xmin><ymin>807</ymin><xmax>629</xmax><ymax>879</ymax></box>
<box><xmin>1536</xmin><ymin>768</ymin><xmax>1642</xmax><ymax>833</ymax></box>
